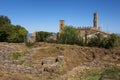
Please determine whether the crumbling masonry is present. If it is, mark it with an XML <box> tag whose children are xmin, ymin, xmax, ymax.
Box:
<box><xmin>59</xmin><ymin>12</ymin><xmax>109</xmax><ymax>42</ymax></box>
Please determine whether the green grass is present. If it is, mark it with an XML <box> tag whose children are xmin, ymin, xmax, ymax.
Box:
<box><xmin>9</xmin><ymin>52</ymin><xmax>21</xmax><ymax>60</ymax></box>
<box><xmin>99</xmin><ymin>67</ymin><xmax>120</xmax><ymax>80</ymax></box>
<box><xmin>25</xmin><ymin>41</ymin><xmax>35</xmax><ymax>47</ymax></box>
<box><xmin>19</xmin><ymin>60</ymin><xmax>25</xmax><ymax>65</ymax></box>
<box><xmin>80</xmin><ymin>67</ymin><xmax>120</xmax><ymax>80</ymax></box>
<box><xmin>80</xmin><ymin>69</ymin><xmax>104</xmax><ymax>80</ymax></box>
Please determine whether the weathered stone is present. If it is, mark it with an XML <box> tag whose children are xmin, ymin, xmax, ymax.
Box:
<box><xmin>56</xmin><ymin>56</ymin><xmax>64</xmax><ymax>62</ymax></box>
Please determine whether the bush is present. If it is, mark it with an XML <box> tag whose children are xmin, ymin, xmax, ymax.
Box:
<box><xmin>87</xmin><ymin>33</ymin><xmax>120</xmax><ymax>48</ymax></box>
<box><xmin>25</xmin><ymin>41</ymin><xmax>35</xmax><ymax>47</ymax></box>
<box><xmin>100</xmin><ymin>67</ymin><xmax>120</xmax><ymax>80</ymax></box>
<box><xmin>87</xmin><ymin>33</ymin><xmax>104</xmax><ymax>47</ymax></box>
<box><xmin>58</xmin><ymin>26</ymin><xmax>84</xmax><ymax>45</ymax></box>
<box><xmin>36</xmin><ymin>31</ymin><xmax>52</xmax><ymax>42</ymax></box>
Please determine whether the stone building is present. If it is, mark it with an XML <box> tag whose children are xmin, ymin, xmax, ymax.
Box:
<box><xmin>59</xmin><ymin>12</ymin><xmax>109</xmax><ymax>42</ymax></box>
<box><xmin>31</xmin><ymin>12</ymin><xmax>109</xmax><ymax>42</ymax></box>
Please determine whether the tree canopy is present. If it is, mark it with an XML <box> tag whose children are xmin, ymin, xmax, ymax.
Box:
<box><xmin>0</xmin><ymin>15</ymin><xmax>28</xmax><ymax>43</ymax></box>
<box><xmin>36</xmin><ymin>31</ymin><xmax>52</xmax><ymax>42</ymax></box>
<box><xmin>0</xmin><ymin>15</ymin><xmax>11</xmax><ymax>27</ymax></box>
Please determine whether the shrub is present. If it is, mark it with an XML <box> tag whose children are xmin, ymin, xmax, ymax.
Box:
<box><xmin>36</xmin><ymin>31</ymin><xmax>52</xmax><ymax>42</ymax></box>
<box><xmin>87</xmin><ymin>33</ymin><xmax>120</xmax><ymax>49</ymax></box>
<box><xmin>59</xmin><ymin>26</ymin><xmax>84</xmax><ymax>45</ymax></box>
<box><xmin>25</xmin><ymin>41</ymin><xmax>35</xmax><ymax>47</ymax></box>
<box><xmin>9</xmin><ymin>52</ymin><xmax>21</xmax><ymax>60</ymax></box>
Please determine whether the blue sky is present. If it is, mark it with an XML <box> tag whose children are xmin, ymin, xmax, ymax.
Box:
<box><xmin>0</xmin><ymin>0</ymin><xmax>120</xmax><ymax>33</ymax></box>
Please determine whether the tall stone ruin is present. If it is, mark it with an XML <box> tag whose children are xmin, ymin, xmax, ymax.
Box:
<box><xmin>59</xmin><ymin>20</ymin><xmax>65</xmax><ymax>33</ymax></box>
<box><xmin>93</xmin><ymin>12</ymin><xmax>98</xmax><ymax>30</ymax></box>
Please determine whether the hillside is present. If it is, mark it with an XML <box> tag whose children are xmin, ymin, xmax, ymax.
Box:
<box><xmin>0</xmin><ymin>42</ymin><xmax>120</xmax><ymax>80</ymax></box>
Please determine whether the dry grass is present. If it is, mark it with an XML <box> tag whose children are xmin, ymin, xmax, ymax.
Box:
<box><xmin>0</xmin><ymin>70</ymin><xmax>39</xmax><ymax>80</ymax></box>
<box><xmin>0</xmin><ymin>42</ymin><xmax>120</xmax><ymax>80</ymax></box>
<box><xmin>29</xmin><ymin>43</ymin><xmax>120</xmax><ymax>70</ymax></box>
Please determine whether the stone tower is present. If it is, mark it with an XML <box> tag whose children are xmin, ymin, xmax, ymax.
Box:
<box><xmin>59</xmin><ymin>20</ymin><xmax>65</xmax><ymax>32</ymax></box>
<box><xmin>31</xmin><ymin>31</ymin><xmax>37</xmax><ymax>42</ymax></box>
<box><xmin>93</xmin><ymin>12</ymin><xmax>98</xmax><ymax>29</ymax></box>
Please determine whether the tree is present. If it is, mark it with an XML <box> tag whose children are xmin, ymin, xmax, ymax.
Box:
<box><xmin>0</xmin><ymin>30</ymin><xmax>8</xmax><ymax>42</ymax></box>
<box><xmin>7</xmin><ymin>25</ymin><xmax>28</xmax><ymax>43</ymax></box>
<box><xmin>0</xmin><ymin>15</ymin><xmax>28</xmax><ymax>43</ymax></box>
<box><xmin>36</xmin><ymin>31</ymin><xmax>52</xmax><ymax>42</ymax></box>
<box><xmin>0</xmin><ymin>24</ymin><xmax>11</xmax><ymax>42</ymax></box>
<box><xmin>106</xmin><ymin>33</ymin><xmax>120</xmax><ymax>48</ymax></box>
<box><xmin>88</xmin><ymin>33</ymin><xmax>104</xmax><ymax>47</ymax></box>
<box><xmin>87</xmin><ymin>33</ymin><xmax>120</xmax><ymax>48</ymax></box>
<box><xmin>59</xmin><ymin>26</ymin><xmax>83</xmax><ymax>45</ymax></box>
<box><xmin>0</xmin><ymin>15</ymin><xmax>11</xmax><ymax>27</ymax></box>
<box><xmin>17</xmin><ymin>25</ymin><xmax>28</xmax><ymax>42</ymax></box>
